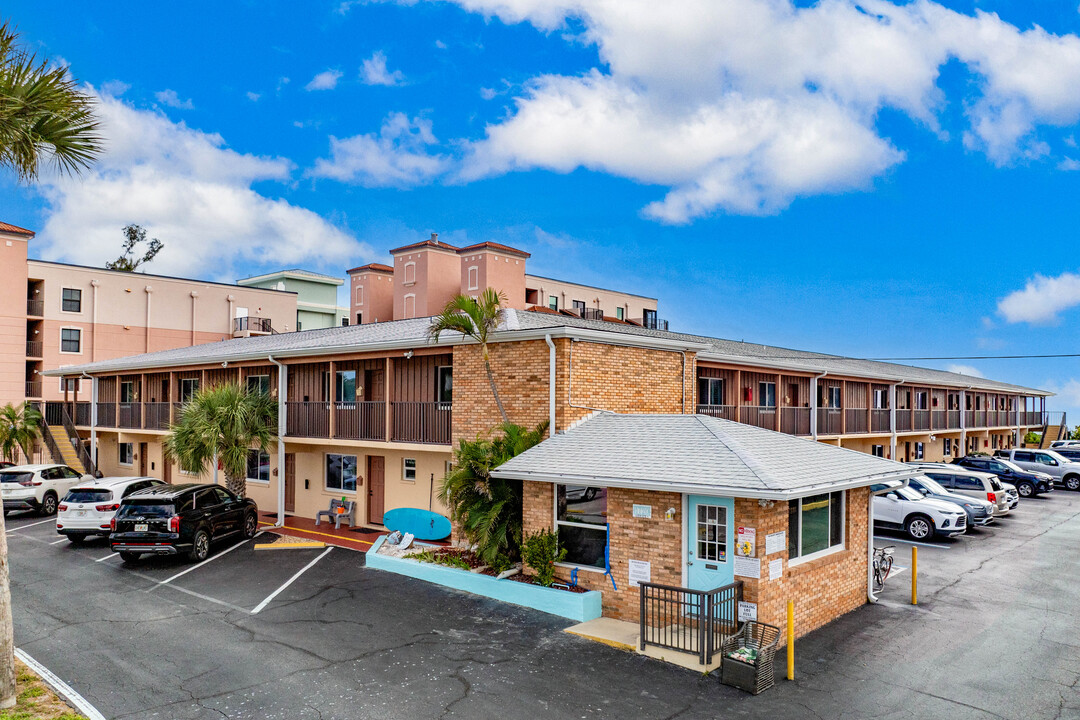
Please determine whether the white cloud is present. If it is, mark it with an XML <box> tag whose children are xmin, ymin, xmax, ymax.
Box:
<box><xmin>1060</xmin><ymin>157</ymin><xmax>1080</xmax><ymax>171</ymax></box>
<box><xmin>308</xmin><ymin>112</ymin><xmax>448</xmax><ymax>186</ymax></box>
<box><xmin>246</xmin><ymin>91</ymin><xmax>262</xmax><ymax>102</ymax></box>
<box><xmin>432</xmin><ymin>0</ymin><xmax>1080</xmax><ymax>221</ymax></box>
<box><xmin>946</xmin><ymin>364</ymin><xmax>985</xmax><ymax>378</ymax></box>
<box><xmin>479</xmin><ymin>87</ymin><xmax>497</xmax><ymax>100</ymax></box>
<box><xmin>1046</xmin><ymin>379</ymin><xmax>1080</xmax><ymax>407</ymax></box>
<box><xmin>998</xmin><ymin>271</ymin><xmax>1080</xmax><ymax>324</ymax></box>
<box><xmin>360</xmin><ymin>51</ymin><xmax>405</xmax><ymax>86</ymax></box>
<box><xmin>100</xmin><ymin>80</ymin><xmax>130</xmax><ymax>97</ymax></box>
<box><xmin>154</xmin><ymin>89</ymin><xmax>193</xmax><ymax>110</ymax></box>
<box><xmin>305</xmin><ymin>69</ymin><xmax>343</xmax><ymax>91</ymax></box>
<box><xmin>32</xmin><ymin>91</ymin><xmax>373</xmax><ymax>280</ymax></box>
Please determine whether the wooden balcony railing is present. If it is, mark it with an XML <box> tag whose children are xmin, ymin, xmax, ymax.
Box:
<box><xmin>696</xmin><ymin>405</ymin><xmax>737</xmax><ymax>421</ymax></box>
<box><xmin>817</xmin><ymin>409</ymin><xmax>842</xmax><ymax>435</ymax></box>
<box><xmin>845</xmin><ymin>408</ymin><xmax>868</xmax><ymax>434</ymax></box>
<box><xmin>391</xmin><ymin>402</ymin><xmax>452</xmax><ymax>444</ymax></box>
<box><xmin>144</xmin><ymin>403</ymin><xmax>172</xmax><ymax>430</ymax></box>
<box><xmin>286</xmin><ymin>402</ymin><xmax>329</xmax><ymax>438</ymax></box>
<box><xmin>896</xmin><ymin>412</ymin><xmax>912</xmax><ymax>433</ymax></box>
<box><xmin>913</xmin><ymin>410</ymin><xmax>930</xmax><ymax>432</ymax></box>
<box><xmin>739</xmin><ymin>406</ymin><xmax>776</xmax><ymax>431</ymax></box>
<box><xmin>781</xmin><ymin>408</ymin><xmax>810</xmax><ymax>436</ymax></box>
<box><xmin>74</xmin><ymin>402</ymin><xmax>91</xmax><ymax>426</ymax></box>
<box><xmin>96</xmin><ymin>402</ymin><xmax>116</xmax><ymax>428</ymax></box>
<box><xmin>334</xmin><ymin>401</ymin><xmax>386</xmax><ymax>441</ymax></box>
<box><xmin>118</xmin><ymin>403</ymin><xmax>141</xmax><ymax>429</ymax></box>
<box><xmin>871</xmin><ymin>409</ymin><xmax>890</xmax><ymax>433</ymax></box>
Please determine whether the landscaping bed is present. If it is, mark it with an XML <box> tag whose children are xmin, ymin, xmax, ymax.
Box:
<box><xmin>0</xmin><ymin>659</ymin><xmax>86</xmax><ymax>720</ymax></box>
<box><xmin>401</xmin><ymin>546</ymin><xmax>591</xmax><ymax>593</ymax></box>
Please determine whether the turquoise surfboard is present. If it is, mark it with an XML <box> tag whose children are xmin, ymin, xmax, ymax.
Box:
<box><xmin>383</xmin><ymin>508</ymin><xmax>452</xmax><ymax>541</ymax></box>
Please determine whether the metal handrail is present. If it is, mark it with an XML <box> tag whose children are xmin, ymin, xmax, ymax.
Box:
<box><xmin>639</xmin><ymin>580</ymin><xmax>743</xmax><ymax>665</ymax></box>
<box><xmin>59</xmin><ymin>404</ymin><xmax>97</xmax><ymax>477</ymax></box>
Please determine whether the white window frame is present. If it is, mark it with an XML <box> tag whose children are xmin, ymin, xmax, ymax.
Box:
<box><xmin>873</xmin><ymin>389</ymin><xmax>888</xmax><ymax>409</ymax></box>
<box><xmin>759</xmin><ymin>381</ymin><xmax>777</xmax><ymax>409</ymax></box>
<box><xmin>118</xmin><ymin>442</ymin><xmax>134</xmax><ymax>467</ymax></box>
<box><xmin>61</xmin><ymin>287</ymin><xmax>82</xmax><ymax>314</ymax></box>
<box><xmin>553</xmin><ymin>484</ymin><xmax>608</xmax><ymax>571</ymax></box>
<box><xmin>59</xmin><ymin>327</ymin><xmax>82</xmax><ymax>355</ymax></box>
<box><xmin>403</xmin><ymin>261</ymin><xmax>416</xmax><ymax>284</ymax></box>
<box><xmin>788</xmin><ymin>491</ymin><xmax>845</xmax><ymax>566</ymax></box>
<box><xmin>699</xmin><ymin>377</ymin><xmax>725</xmax><ymax>406</ymax></box>
<box><xmin>246</xmin><ymin>448</ymin><xmax>270</xmax><ymax>484</ymax></box>
<box><xmin>179</xmin><ymin>378</ymin><xmax>200</xmax><ymax>403</ymax></box>
<box><xmin>355</xmin><ymin>285</ymin><xmax>364</xmax><ymax>305</ymax></box>
<box><xmin>915</xmin><ymin>442</ymin><xmax>925</xmax><ymax>459</ymax></box>
<box><xmin>548</xmin><ymin>295</ymin><xmax>558</xmax><ymax>311</ymax></box>
<box><xmin>467</xmin><ymin>266</ymin><xmax>479</xmax><ymax>291</ymax></box>
<box><xmin>872</xmin><ymin>444</ymin><xmax>884</xmax><ymax>458</ymax></box>
<box><xmin>616</xmin><ymin>307</ymin><xmax>624</xmax><ymax>320</ymax></box>
<box><xmin>827</xmin><ymin>386</ymin><xmax>842</xmax><ymax>409</ymax></box>
<box><xmin>915</xmin><ymin>391</ymin><xmax>928</xmax><ymax>410</ymax></box>
<box><xmin>325</xmin><ymin>453</ymin><xmax>358</xmax><ymax>494</ymax></box>
<box><xmin>403</xmin><ymin>458</ymin><xmax>416</xmax><ymax>482</ymax></box>
<box><xmin>58</xmin><ymin>376</ymin><xmax>80</xmax><ymax>393</ymax></box>
<box><xmin>246</xmin><ymin>374</ymin><xmax>270</xmax><ymax>395</ymax></box>
<box><xmin>436</xmin><ymin>366</ymin><xmax>452</xmax><ymax>405</ymax></box>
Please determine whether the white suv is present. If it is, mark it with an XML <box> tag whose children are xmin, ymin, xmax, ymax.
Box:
<box><xmin>871</xmin><ymin>483</ymin><xmax>967</xmax><ymax>541</ymax></box>
<box><xmin>57</xmin><ymin>476</ymin><xmax>166</xmax><ymax>543</ymax></box>
<box><xmin>1</xmin><ymin>465</ymin><xmax>93</xmax><ymax>516</ymax></box>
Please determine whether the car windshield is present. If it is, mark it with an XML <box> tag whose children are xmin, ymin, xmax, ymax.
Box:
<box><xmin>991</xmin><ymin>459</ymin><xmax>1023</xmax><ymax>473</ymax></box>
<box><xmin>64</xmin><ymin>488</ymin><xmax>112</xmax><ymax>503</ymax></box>
<box><xmin>0</xmin><ymin>472</ymin><xmax>32</xmax><ymax>484</ymax></box>
<box><xmin>913</xmin><ymin>476</ymin><xmax>948</xmax><ymax>495</ymax></box>
<box><xmin>893</xmin><ymin>486</ymin><xmax>924</xmax><ymax>501</ymax></box>
<box><xmin>988</xmin><ymin>477</ymin><xmax>1003</xmax><ymax>491</ymax></box>
<box><xmin>116</xmin><ymin>502</ymin><xmax>174</xmax><ymax>518</ymax></box>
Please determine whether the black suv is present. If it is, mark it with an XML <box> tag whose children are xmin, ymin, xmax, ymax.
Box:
<box><xmin>110</xmin><ymin>484</ymin><xmax>259</xmax><ymax>563</ymax></box>
<box><xmin>952</xmin><ymin>455</ymin><xmax>1053</xmax><ymax>497</ymax></box>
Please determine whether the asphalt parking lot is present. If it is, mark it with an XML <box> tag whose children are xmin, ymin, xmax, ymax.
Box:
<box><xmin>6</xmin><ymin>489</ymin><xmax>1080</xmax><ymax>720</ymax></box>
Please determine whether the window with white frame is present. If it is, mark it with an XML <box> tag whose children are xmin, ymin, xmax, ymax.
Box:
<box><xmin>698</xmin><ymin>377</ymin><xmax>725</xmax><ymax>406</ymax></box>
<box><xmin>59</xmin><ymin>377</ymin><xmax>79</xmax><ymax>393</ymax></box>
<box><xmin>326</xmin><ymin>454</ymin><xmax>357</xmax><ymax>492</ymax></box>
<box><xmin>788</xmin><ymin>491</ymin><xmax>844</xmax><ymax>562</ymax></box>
<box><xmin>616</xmin><ymin>307</ymin><xmax>624</xmax><ymax>320</ymax></box>
<box><xmin>555</xmin><ymin>484</ymin><xmax>608</xmax><ymax>569</ymax></box>
<box><xmin>246</xmin><ymin>374</ymin><xmax>270</xmax><ymax>395</ymax></box>
<box><xmin>915</xmin><ymin>391</ymin><xmax>928</xmax><ymax>410</ymax></box>
<box><xmin>872</xmin><ymin>389</ymin><xmax>888</xmax><ymax>409</ymax></box>
<box><xmin>872</xmin><ymin>444</ymin><xmax>885</xmax><ymax>458</ymax></box>
<box><xmin>403</xmin><ymin>458</ymin><xmax>416</xmax><ymax>481</ymax></box>
<box><xmin>827</xmin><ymin>386</ymin><xmax>842</xmax><ymax>409</ymax></box>
<box><xmin>943</xmin><ymin>438</ymin><xmax>953</xmax><ymax>456</ymax></box>
<box><xmin>404</xmin><ymin>262</ymin><xmax>416</xmax><ymax>284</ymax></box>
<box><xmin>61</xmin><ymin>288</ymin><xmax>82</xmax><ymax>313</ymax></box>
<box><xmin>119</xmin><ymin>442</ymin><xmax>134</xmax><ymax>466</ymax></box>
<box><xmin>341</xmin><ymin>317</ymin><xmax>349</xmax><ymax>326</ymax></box>
<box><xmin>436</xmin><ymin>366</ymin><xmax>452</xmax><ymax>404</ymax></box>
<box><xmin>759</xmin><ymin>381</ymin><xmax>777</xmax><ymax>408</ymax></box>
<box><xmin>60</xmin><ymin>328</ymin><xmax>81</xmax><ymax>353</ymax></box>
<box><xmin>467</xmin><ymin>266</ymin><xmax>479</xmax><ymax>290</ymax></box>
<box><xmin>247</xmin><ymin>449</ymin><xmax>270</xmax><ymax>483</ymax></box>
<box><xmin>180</xmin><ymin>378</ymin><xmax>200</xmax><ymax>402</ymax></box>
<box><xmin>336</xmin><ymin>370</ymin><xmax>356</xmax><ymax>403</ymax></box>
<box><xmin>548</xmin><ymin>295</ymin><xmax>558</xmax><ymax>311</ymax></box>
<box><xmin>915</xmin><ymin>442</ymin><xmax>925</xmax><ymax>459</ymax></box>
<box><xmin>119</xmin><ymin>381</ymin><xmax>136</xmax><ymax>403</ymax></box>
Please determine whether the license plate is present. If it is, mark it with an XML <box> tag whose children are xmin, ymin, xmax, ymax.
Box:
<box><xmin>75</xmin><ymin>511</ymin><xmax>86</xmax><ymax>517</ymax></box>
<box><xmin>134</xmin><ymin>523</ymin><xmax>148</xmax><ymax>532</ymax></box>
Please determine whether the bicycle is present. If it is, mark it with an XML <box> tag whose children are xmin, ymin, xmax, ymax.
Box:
<box><xmin>872</xmin><ymin>546</ymin><xmax>894</xmax><ymax>592</ymax></box>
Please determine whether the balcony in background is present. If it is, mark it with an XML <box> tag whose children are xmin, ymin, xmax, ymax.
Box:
<box><xmin>233</xmin><ymin>316</ymin><xmax>273</xmax><ymax>337</ymax></box>
<box><xmin>26</xmin><ymin>299</ymin><xmax>43</xmax><ymax>317</ymax></box>
<box><xmin>26</xmin><ymin>340</ymin><xmax>42</xmax><ymax>358</ymax></box>
<box><xmin>696</xmin><ymin>404</ymin><xmax>737</xmax><ymax>421</ymax></box>
<box><xmin>391</xmin><ymin>402</ymin><xmax>452</xmax><ymax>444</ymax></box>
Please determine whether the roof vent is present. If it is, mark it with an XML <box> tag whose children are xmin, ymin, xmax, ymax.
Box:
<box><xmin>430</xmin><ymin>232</ymin><xmax>438</xmax><ymax>242</ymax></box>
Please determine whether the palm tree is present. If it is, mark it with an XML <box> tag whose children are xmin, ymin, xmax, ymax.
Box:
<box><xmin>0</xmin><ymin>21</ymin><xmax>101</xmax><ymax>710</ymax></box>
<box><xmin>428</xmin><ymin>288</ymin><xmax>510</xmax><ymax>424</ymax></box>
<box><xmin>0</xmin><ymin>402</ymin><xmax>41</xmax><ymax>464</ymax></box>
<box><xmin>0</xmin><ymin>21</ymin><xmax>101</xmax><ymax>181</ymax></box>
<box><xmin>440</xmin><ymin>420</ymin><xmax>548</xmax><ymax>565</ymax></box>
<box><xmin>164</xmin><ymin>383</ymin><xmax>277</xmax><ymax>499</ymax></box>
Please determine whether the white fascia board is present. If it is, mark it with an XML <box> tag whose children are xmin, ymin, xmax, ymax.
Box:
<box><xmin>489</xmin><ymin>467</ymin><xmax>921</xmax><ymax>500</ymax></box>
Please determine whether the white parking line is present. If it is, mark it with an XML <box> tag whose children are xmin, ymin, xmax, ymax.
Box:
<box><xmin>162</xmin><ymin>583</ymin><xmax>251</xmax><ymax>614</ymax></box>
<box><xmin>48</xmin><ymin>538</ymin><xmax>67</xmax><ymax>545</ymax></box>
<box><xmin>874</xmin><ymin>536</ymin><xmax>951</xmax><ymax>550</ymax></box>
<box><xmin>250</xmin><ymin>546</ymin><xmax>333</xmax><ymax>615</ymax></box>
<box><xmin>7</xmin><ymin>518</ymin><xmax>56</xmax><ymax>533</ymax></box>
<box><xmin>15</xmin><ymin>648</ymin><xmax>106</xmax><ymax>720</ymax></box>
<box><xmin>147</xmin><ymin>536</ymin><xmax>257</xmax><ymax>590</ymax></box>
<box><xmin>95</xmin><ymin>552</ymin><xmax>119</xmax><ymax>563</ymax></box>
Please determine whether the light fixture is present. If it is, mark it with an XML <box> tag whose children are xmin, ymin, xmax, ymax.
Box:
<box><xmin>758</xmin><ymin>499</ymin><xmax>775</xmax><ymax>508</ymax></box>
<box><xmin>404</xmin><ymin>350</ymin><xmax>414</xmax><ymax>359</ymax></box>
<box><xmin>665</xmin><ymin>507</ymin><xmax>676</xmax><ymax>521</ymax></box>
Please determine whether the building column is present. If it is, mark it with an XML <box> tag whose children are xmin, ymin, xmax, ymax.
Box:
<box><xmin>889</xmin><ymin>383</ymin><xmax>897</xmax><ymax>460</ymax></box>
<box><xmin>384</xmin><ymin>357</ymin><xmax>393</xmax><ymax>442</ymax></box>
<box><xmin>810</xmin><ymin>374</ymin><xmax>819</xmax><ymax>440</ymax></box>
<box><xmin>960</xmin><ymin>390</ymin><xmax>968</xmax><ymax>454</ymax></box>
<box><xmin>328</xmin><ymin>360</ymin><xmax>336</xmax><ymax>439</ymax></box>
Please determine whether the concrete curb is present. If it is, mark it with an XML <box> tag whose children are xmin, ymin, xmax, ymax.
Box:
<box><xmin>15</xmin><ymin>647</ymin><xmax>107</xmax><ymax>720</ymax></box>
<box><xmin>254</xmin><ymin>541</ymin><xmax>327</xmax><ymax>550</ymax></box>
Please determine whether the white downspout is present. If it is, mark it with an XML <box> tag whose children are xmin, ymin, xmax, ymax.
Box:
<box><xmin>810</xmin><ymin>371</ymin><xmax>827</xmax><ymax>440</ymax></box>
<box><xmin>960</xmin><ymin>386</ymin><xmax>971</xmax><ymax>455</ymax></box>
<box><xmin>268</xmin><ymin>355</ymin><xmax>288</xmax><ymax>528</ymax></box>
<box><xmin>90</xmin><ymin>280</ymin><xmax>99</xmax><ymax>362</ymax></box>
<box><xmin>890</xmin><ymin>383</ymin><xmax>898</xmax><ymax>461</ymax></box>
<box><xmin>81</xmin><ymin>371</ymin><xmax>97</xmax><ymax>473</ymax></box>
<box><xmin>544</xmin><ymin>334</ymin><xmax>556</xmax><ymax>438</ymax></box>
<box><xmin>867</xmin><ymin>491</ymin><xmax>878</xmax><ymax>603</ymax></box>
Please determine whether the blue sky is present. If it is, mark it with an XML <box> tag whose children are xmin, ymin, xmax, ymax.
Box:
<box><xmin>2</xmin><ymin>0</ymin><xmax>1080</xmax><ymax>424</ymax></box>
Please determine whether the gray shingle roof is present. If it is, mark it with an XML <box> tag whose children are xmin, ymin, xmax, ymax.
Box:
<box><xmin>46</xmin><ymin>308</ymin><xmax>1047</xmax><ymax>395</ymax></box>
<box><xmin>491</xmin><ymin>413</ymin><xmax>917</xmax><ymax>498</ymax></box>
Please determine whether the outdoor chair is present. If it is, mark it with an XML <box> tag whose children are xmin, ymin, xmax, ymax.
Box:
<box><xmin>315</xmin><ymin>499</ymin><xmax>355</xmax><ymax>529</ymax></box>
<box><xmin>720</xmin><ymin>621</ymin><xmax>781</xmax><ymax>695</ymax></box>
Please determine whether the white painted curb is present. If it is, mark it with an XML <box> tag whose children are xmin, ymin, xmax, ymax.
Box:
<box><xmin>14</xmin><ymin>648</ymin><xmax>107</xmax><ymax>720</ymax></box>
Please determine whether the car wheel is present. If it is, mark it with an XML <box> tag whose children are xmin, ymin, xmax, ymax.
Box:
<box><xmin>1017</xmin><ymin>482</ymin><xmax>1034</xmax><ymax>498</ymax></box>
<box><xmin>119</xmin><ymin>551</ymin><xmax>141</xmax><ymax>563</ymax></box>
<box><xmin>583</xmin><ymin>487</ymin><xmax>597</xmax><ymax>502</ymax></box>
<box><xmin>39</xmin><ymin>492</ymin><xmax>58</xmax><ymax>516</ymax></box>
<box><xmin>1065</xmin><ymin>476</ymin><xmax>1080</xmax><ymax>491</ymax></box>
<box><xmin>67</xmin><ymin>534</ymin><xmax>85</xmax><ymax>544</ymax></box>
<box><xmin>905</xmin><ymin>514</ymin><xmax>933</xmax><ymax>541</ymax></box>
<box><xmin>188</xmin><ymin>529</ymin><xmax>210</xmax><ymax>562</ymax></box>
<box><xmin>242</xmin><ymin>513</ymin><xmax>258</xmax><ymax>539</ymax></box>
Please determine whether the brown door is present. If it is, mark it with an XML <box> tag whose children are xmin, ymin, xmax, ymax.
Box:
<box><xmin>163</xmin><ymin>458</ymin><xmax>172</xmax><ymax>484</ymax></box>
<box><xmin>284</xmin><ymin>453</ymin><xmax>296</xmax><ymax>513</ymax></box>
<box><xmin>138</xmin><ymin>443</ymin><xmax>147</xmax><ymax>476</ymax></box>
<box><xmin>368</xmin><ymin>455</ymin><xmax>385</xmax><ymax>525</ymax></box>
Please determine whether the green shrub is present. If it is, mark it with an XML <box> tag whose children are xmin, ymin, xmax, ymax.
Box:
<box><xmin>521</xmin><ymin>529</ymin><xmax>566</xmax><ymax>587</ymax></box>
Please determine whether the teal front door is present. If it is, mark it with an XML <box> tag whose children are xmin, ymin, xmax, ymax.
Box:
<box><xmin>687</xmin><ymin>495</ymin><xmax>735</xmax><ymax>591</ymax></box>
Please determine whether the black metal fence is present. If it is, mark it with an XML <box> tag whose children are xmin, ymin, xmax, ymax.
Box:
<box><xmin>639</xmin><ymin>580</ymin><xmax>743</xmax><ymax>665</ymax></box>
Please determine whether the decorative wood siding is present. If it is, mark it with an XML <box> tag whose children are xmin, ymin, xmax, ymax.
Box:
<box><xmin>697</xmin><ymin>367</ymin><xmax>735</xmax><ymax>405</ymax></box>
<box><xmin>144</xmin><ymin>372</ymin><xmax>170</xmax><ymax>403</ymax></box>
<box><xmin>845</xmin><ymin>381</ymin><xmax>868</xmax><ymax>409</ymax></box>
<box><xmin>743</xmin><ymin>372</ymin><xmax>777</xmax><ymax>405</ymax></box>
<box><xmin>288</xmin><ymin>363</ymin><xmax>330</xmax><ymax>402</ymax></box>
<box><xmin>871</xmin><ymin>384</ymin><xmax>890</xmax><ymax>408</ymax></box>
<box><xmin>98</xmin><ymin>377</ymin><xmax>117</xmax><ymax>403</ymax></box>
<box><xmin>819</xmin><ymin>379</ymin><xmax>842</xmax><ymax>407</ymax></box>
<box><xmin>781</xmin><ymin>376</ymin><xmax>809</xmax><ymax>408</ymax></box>
<box><xmin>205</xmin><ymin>367</ymin><xmax>239</xmax><ymax>388</ymax></box>
<box><xmin>932</xmin><ymin>388</ymin><xmax>947</xmax><ymax>409</ymax></box>
<box><xmin>392</xmin><ymin>354</ymin><xmax>451</xmax><ymax>402</ymax></box>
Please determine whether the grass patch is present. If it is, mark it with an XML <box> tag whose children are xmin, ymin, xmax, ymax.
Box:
<box><xmin>0</xmin><ymin>660</ymin><xmax>87</xmax><ymax>720</ymax></box>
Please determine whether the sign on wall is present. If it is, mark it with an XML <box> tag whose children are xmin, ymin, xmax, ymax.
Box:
<box><xmin>733</xmin><ymin>556</ymin><xmax>760</xmax><ymax>579</ymax></box>
<box><xmin>736</xmin><ymin>526</ymin><xmax>756</xmax><ymax>557</ymax></box>
<box><xmin>632</xmin><ymin>504</ymin><xmax>652</xmax><ymax>519</ymax></box>
<box><xmin>769</xmin><ymin>559</ymin><xmax>783</xmax><ymax>581</ymax></box>
<box><xmin>738</xmin><ymin>601</ymin><xmax>758</xmax><ymax>622</ymax></box>
<box><xmin>628</xmin><ymin>559</ymin><xmax>651</xmax><ymax>587</ymax></box>
<box><xmin>765</xmin><ymin>531</ymin><xmax>786</xmax><ymax>556</ymax></box>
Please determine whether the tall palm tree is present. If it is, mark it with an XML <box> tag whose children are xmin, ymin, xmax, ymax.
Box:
<box><xmin>0</xmin><ymin>402</ymin><xmax>41</xmax><ymax>464</ymax></box>
<box><xmin>164</xmin><ymin>383</ymin><xmax>277</xmax><ymax>499</ymax></box>
<box><xmin>0</xmin><ymin>20</ymin><xmax>101</xmax><ymax>710</ymax></box>
<box><xmin>428</xmin><ymin>288</ymin><xmax>509</xmax><ymax>424</ymax></box>
<box><xmin>0</xmin><ymin>21</ymin><xmax>101</xmax><ymax>181</ymax></box>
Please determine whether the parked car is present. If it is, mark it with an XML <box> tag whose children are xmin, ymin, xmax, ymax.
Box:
<box><xmin>906</xmin><ymin>475</ymin><xmax>995</xmax><ymax>528</ymax></box>
<box><xmin>110</xmin><ymin>484</ymin><xmax>259</xmax><ymax>563</ymax></box>
<box><xmin>870</xmin><ymin>483</ymin><xmax>967</xmax><ymax>540</ymax></box>
<box><xmin>0</xmin><ymin>462</ymin><xmax>13</xmax><ymax>470</ymax></box>
<box><xmin>993</xmin><ymin>449</ymin><xmax>1080</xmax><ymax>491</ymax></box>
<box><xmin>952</xmin><ymin>455</ymin><xmax>1053</xmax><ymax>497</ymax></box>
<box><xmin>57</xmin><ymin>476</ymin><xmax>166</xmax><ymax>543</ymax></box>
<box><xmin>0</xmin><ymin>464</ymin><xmax>93</xmax><ymax>516</ymax></box>
<box><xmin>908</xmin><ymin>462</ymin><xmax>1016</xmax><ymax>515</ymax></box>
<box><xmin>1050</xmin><ymin>440</ymin><xmax>1080</xmax><ymax>449</ymax></box>
<box><xmin>1051</xmin><ymin>447</ymin><xmax>1080</xmax><ymax>463</ymax></box>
